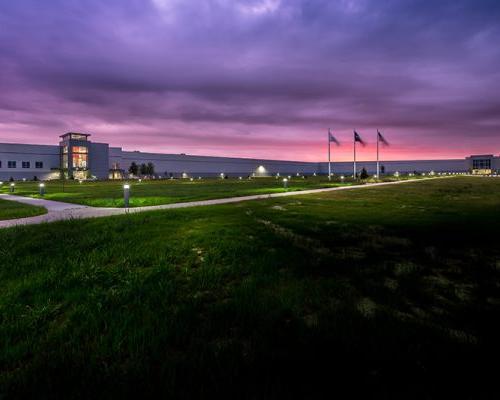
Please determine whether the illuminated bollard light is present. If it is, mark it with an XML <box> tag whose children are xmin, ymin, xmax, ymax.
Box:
<box><xmin>123</xmin><ymin>184</ymin><xmax>130</xmax><ymax>208</ymax></box>
<box><xmin>10</xmin><ymin>183</ymin><xmax>15</xmax><ymax>193</ymax></box>
<box><xmin>283</xmin><ymin>178</ymin><xmax>288</xmax><ymax>188</ymax></box>
<box><xmin>39</xmin><ymin>183</ymin><xmax>45</xmax><ymax>196</ymax></box>
<box><xmin>340</xmin><ymin>175</ymin><xmax>345</xmax><ymax>182</ymax></box>
<box><xmin>239</xmin><ymin>176</ymin><xmax>242</xmax><ymax>180</ymax></box>
<box><xmin>190</xmin><ymin>178</ymin><xmax>194</xmax><ymax>181</ymax></box>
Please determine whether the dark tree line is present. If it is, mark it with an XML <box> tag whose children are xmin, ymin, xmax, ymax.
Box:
<box><xmin>128</xmin><ymin>162</ymin><xmax>155</xmax><ymax>177</ymax></box>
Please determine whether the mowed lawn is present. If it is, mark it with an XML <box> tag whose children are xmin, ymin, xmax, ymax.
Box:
<box><xmin>0</xmin><ymin>177</ymin><xmax>499</xmax><ymax>398</ymax></box>
<box><xmin>0</xmin><ymin>175</ymin><xmax>419</xmax><ymax>208</ymax></box>
<box><xmin>0</xmin><ymin>198</ymin><xmax>46</xmax><ymax>221</ymax></box>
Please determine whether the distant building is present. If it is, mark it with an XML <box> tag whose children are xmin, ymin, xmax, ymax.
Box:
<box><xmin>0</xmin><ymin>132</ymin><xmax>498</xmax><ymax>180</ymax></box>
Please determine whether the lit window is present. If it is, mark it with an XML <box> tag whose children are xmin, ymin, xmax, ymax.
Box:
<box><xmin>72</xmin><ymin>146</ymin><xmax>88</xmax><ymax>154</ymax></box>
<box><xmin>72</xmin><ymin>153</ymin><xmax>88</xmax><ymax>168</ymax></box>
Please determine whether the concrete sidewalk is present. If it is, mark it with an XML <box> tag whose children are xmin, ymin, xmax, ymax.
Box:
<box><xmin>0</xmin><ymin>177</ymin><xmax>447</xmax><ymax>229</ymax></box>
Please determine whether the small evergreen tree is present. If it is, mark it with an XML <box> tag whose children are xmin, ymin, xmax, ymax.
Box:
<box><xmin>139</xmin><ymin>163</ymin><xmax>148</xmax><ymax>176</ymax></box>
<box><xmin>360</xmin><ymin>167</ymin><xmax>369</xmax><ymax>179</ymax></box>
<box><xmin>146</xmin><ymin>162</ymin><xmax>155</xmax><ymax>176</ymax></box>
<box><xmin>128</xmin><ymin>162</ymin><xmax>138</xmax><ymax>176</ymax></box>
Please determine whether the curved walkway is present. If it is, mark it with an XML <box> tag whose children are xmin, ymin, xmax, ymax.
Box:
<box><xmin>0</xmin><ymin>177</ymin><xmax>446</xmax><ymax>229</ymax></box>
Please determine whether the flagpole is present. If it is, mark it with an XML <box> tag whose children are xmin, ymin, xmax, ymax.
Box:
<box><xmin>353</xmin><ymin>132</ymin><xmax>356</xmax><ymax>178</ymax></box>
<box><xmin>328</xmin><ymin>128</ymin><xmax>331</xmax><ymax>180</ymax></box>
<box><xmin>376</xmin><ymin>130</ymin><xmax>380</xmax><ymax>179</ymax></box>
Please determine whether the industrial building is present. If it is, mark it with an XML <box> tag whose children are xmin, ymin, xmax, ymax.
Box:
<box><xmin>0</xmin><ymin>133</ymin><xmax>498</xmax><ymax>181</ymax></box>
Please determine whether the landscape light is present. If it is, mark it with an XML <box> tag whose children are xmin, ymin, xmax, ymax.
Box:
<box><xmin>276</xmin><ymin>172</ymin><xmax>280</xmax><ymax>177</ymax></box>
<box><xmin>239</xmin><ymin>176</ymin><xmax>242</xmax><ymax>180</ymax></box>
<box><xmin>78</xmin><ymin>179</ymin><xmax>83</xmax><ymax>184</ymax></box>
<box><xmin>220</xmin><ymin>173</ymin><xmax>224</xmax><ymax>179</ymax></box>
<box><xmin>340</xmin><ymin>175</ymin><xmax>345</xmax><ymax>181</ymax></box>
<box><xmin>313</xmin><ymin>173</ymin><xmax>316</xmax><ymax>176</ymax></box>
<box><xmin>22</xmin><ymin>178</ymin><xmax>26</xmax><ymax>182</ymax></box>
<box><xmin>288</xmin><ymin>175</ymin><xmax>291</xmax><ymax>179</ymax></box>
<box><xmin>138</xmin><ymin>178</ymin><xmax>142</xmax><ymax>183</ymax></box>
<box><xmin>198</xmin><ymin>177</ymin><xmax>202</xmax><ymax>180</ymax></box>
<box><xmin>0</xmin><ymin>181</ymin><xmax>3</xmax><ymax>186</ymax></box>
<box><xmin>10</xmin><ymin>183</ymin><xmax>15</xmax><ymax>192</ymax></box>
<box><xmin>190</xmin><ymin>178</ymin><xmax>193</xmax><ymax>181</ymax></box>
<box><xmin>39</xmin><ymin>183</ymin><xmax>45</xmax><ymax>196</ymax></box>
<box><xmin>123</xmin><ymin>184</ymin><xmax>130</xmax><ymax>208</ymax></box>
<box><xmin>283</xmin><ymin>178</ymin><xmax>288</xmax><ymax>188</ymax></box>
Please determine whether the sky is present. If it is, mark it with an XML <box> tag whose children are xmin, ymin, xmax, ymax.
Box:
<box><xmin>0</xmin><ymin>0</ymin><xmax>499</xmax><ymax>161</ymax></box>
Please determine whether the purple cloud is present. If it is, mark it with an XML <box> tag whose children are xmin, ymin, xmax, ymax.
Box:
<box><xmin>0</xmin><ymin>0</ymin><xmax>499</xmax><ymax>160</ymax></box>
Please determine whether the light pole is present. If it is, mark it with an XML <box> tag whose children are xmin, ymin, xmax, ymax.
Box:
<box><xmin>39</xmin><ymin>183</ymin><xmax>45</xmax><ymax>196</ymax></box>
<box><xmin>123</xmin><ymin>184</ymin><xmax>130</xmax><ymax>208</ymax></box>
<box><xmin>283</xmin><ymin>178</ymin><xmax>288</xmax><ymax>189</ymax></box>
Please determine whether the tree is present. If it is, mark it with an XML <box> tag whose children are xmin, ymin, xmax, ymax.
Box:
<box><xmin>146</xmin><ymin>162</ymin><xmax>155</xmax><ymax>176</ymax></box>
<box><xmin>128</xmin><ymin>162</ymin><xmax>138</xmax><ymax>176</ymax></box>
<box><xmin>139</xmin><ymin>163</ymin><xmax>148</xmax><ymax>176</ymax></box>
<box><xmin>360</xmin><ymin>167</ymin><xmax>369</xmax><ymax>179</ymax></box>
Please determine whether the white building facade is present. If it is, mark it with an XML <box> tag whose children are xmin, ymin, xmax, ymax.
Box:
<box><xmin>0</xmin><ymin>133</ymin><xmax>498</xmax><ymax>181</ymax></box>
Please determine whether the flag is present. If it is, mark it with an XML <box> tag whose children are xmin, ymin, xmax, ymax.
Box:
<box><xmin>354</xmin><ymin>130</ymin><xmax>365</xmax><ymax>146</ymax></box>
<box><xmin>329</xmin><ymin>132</ymin><xmax>340</xmax><ymax>145</ymax></box>
<box><xmin>377</xmin><ymin>130</ymin><xmax>389</xmax><ymax>146</ymax></box>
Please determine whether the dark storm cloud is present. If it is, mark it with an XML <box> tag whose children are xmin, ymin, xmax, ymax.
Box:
<box><xmin>0</xmin><ymin>0</ymin><xmax>499</xmax><ymax>159</ymax></box>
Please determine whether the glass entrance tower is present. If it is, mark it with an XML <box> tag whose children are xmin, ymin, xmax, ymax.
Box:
<box><xmin>59</xmin><ymin>133</ymin><xmax>91</xmax><ymax>179</ymax></box>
